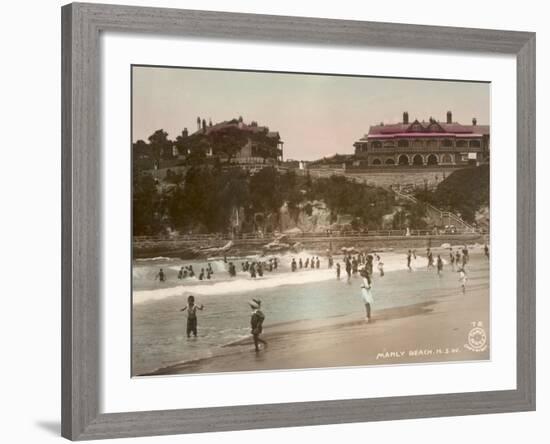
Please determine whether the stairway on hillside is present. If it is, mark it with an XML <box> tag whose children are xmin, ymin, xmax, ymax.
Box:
<box><xmin>392</xmin><ymin>189</ymin><xmax>476</xmax><ymax>232</ymax></box>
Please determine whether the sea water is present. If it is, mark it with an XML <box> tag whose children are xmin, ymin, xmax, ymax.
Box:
<box><xmin>132</xmin><ymin>249</ymin><xmax>468</xmax><ymax>375</ymax></box>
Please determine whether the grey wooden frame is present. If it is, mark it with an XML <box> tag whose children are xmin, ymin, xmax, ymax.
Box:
<box><xmin>61</xmin><ymin>2</ymin><xmax>536</xmax><ymax>440</ymax></box>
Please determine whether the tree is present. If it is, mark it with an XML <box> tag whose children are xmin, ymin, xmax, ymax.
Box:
<box><xmin>210</xmin><ymin>126</ymin><xmax>248</xmax><ymax>163</ymax></box>
<box><xmin>133</xmin><ymin>172</ymin><xmax>161</xmax><ymax>235</ymax></box>
<box><xmin>148</xmin><ymin>129</ymin><xmax>173</xmax><ymax>161</ymax></box>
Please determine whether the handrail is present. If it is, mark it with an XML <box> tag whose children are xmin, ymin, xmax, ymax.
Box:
<box><xmin>392</xmin><ymin>189</ymin><xmax>476</xmax><ymax>231</ymax></box>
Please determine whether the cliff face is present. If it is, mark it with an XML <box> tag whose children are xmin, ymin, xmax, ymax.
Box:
<box><xmin>279</xmin><ymin>200</ymin><xmax>356</xmax><ymax>233</ymax></box>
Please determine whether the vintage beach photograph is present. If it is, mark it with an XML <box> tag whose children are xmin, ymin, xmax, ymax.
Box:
<box><xmin>131</xmin><ymin>66</ymin><xmax>490</xmax><ymax>377</ymax></box>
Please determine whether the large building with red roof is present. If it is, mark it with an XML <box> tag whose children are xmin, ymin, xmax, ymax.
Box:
<box><xmin>353</xmin><ymin>111</ymin><xmax>489</xmax><ymax>167</ymax></box>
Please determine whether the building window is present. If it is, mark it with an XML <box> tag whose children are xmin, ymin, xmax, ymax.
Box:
<box><xmin>385</xmin><ymin>158</ymin><xmax>395</xmax><ymax>165</ymax></box>
<box><xmin>371</xmin><ymin>158</ymin><xmax>382</xmax><ymax>165</ymax></box>
<box><xmin>371</xmin><ymin>141</ymin><xmax>382</xmax><ymax>148</ymax></box>
<box><xmin>456</xmin><ymin>140</ymin><xmax>468</xmax><ymax>148</ymax></box>
<box><xmin>442</xmin><ymin>139</ymin><xmax>453</xmax><ymax>147</ymax></box>
<box><xmin>398</xmin><ymin>154</ymin><xmax>409</xmax><ymax>165</ymax></box>
<box><xmin>412</xmin><ymin>139</ymin><xmax>423</xmax><ymax>149</ymax></box>
<box><xmin>427</xmin><ymin>154</ymin><xmax>439</xmax><ymax>165</ymax></box>
<box><xmin>383</xmin><ymin>141</ymin><xmax>395</xmax><ymax>148</ymax></box>
<box><xmin>412</xmin><ymin>154</ymin><xmax>424</xmax><ymax>166</ymax></box>
<box><xmin>469</xmin><ymin>140</ymin><xmax>481</xmax><ymax>148</ymax></box>
<box><xmin>441</xmin><ymin>154</ymin><xmax>453</xmax><ymax>164</ymax></box>
<box><xmin>426</xmin><ymin>139</ymin><xmax>438</xmax><ymax>149</ymax></box>
<box><xmin>397</xmin><ymin>139</ymin><xmax>409</xmax><ymax>148</ymax></box>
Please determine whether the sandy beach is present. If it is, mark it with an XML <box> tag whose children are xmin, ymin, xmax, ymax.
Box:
<box><xmin>141</xmin><ymin>250</ymin><xmax>490</xmax><ymax>376</ymax></box>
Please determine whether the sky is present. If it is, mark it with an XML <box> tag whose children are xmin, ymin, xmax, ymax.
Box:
<box><xmin>132</xmin><ymin>66</ymin><xmax>490</xmax><ymax>161</ymax></box>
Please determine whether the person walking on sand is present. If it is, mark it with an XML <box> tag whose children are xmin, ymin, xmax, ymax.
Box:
<box><xmin>299</xmin><ymin>258</ymin><xmax>303</xmax><ymax>269</ymax></box>
<box><xmin>360</xmin><ymin>274</ymin><xmax>374</xmax><ymax>323</ymax></box>
<box><xmin>437</xmin><ymin>254</ymin><xmax>443</xmax><ymax>277</ymax></box>
<box><xmin>484</xmin><ymin>244</ymin><xmax>490</xmax><ymax>259</ymax></box>
<box><xmin>316</xmin><ymin>257</ymin><xmax>320</xmax><ymax>269</ymax></box>
<box><xmin>407</xmin><ymin>250</ymin><xmax>412</xmax><ymax>272</ymax></box>
<box><xmin>458</xmin><ymin>268</ymin><xmax>467</xmax><ymax>294</ymax></box>
<box><xmin>336</xmin><ymin>262</ymin><xmax>341</xmax><ymax>280</ymax></box>
<box><xmin>291</xmin><ymin>258</ymin><xmax>297</xmax><ymax>272</ymax></box>
<box><xmin>155</xmin><ymin>268</ymin><xmax>166</xmax><ymax>282</ymax></box>
<box><xmin>180</xmin><ymin>295</ymin><xmax>204</xmax><ymax>338</ymax></box>
<box><xmin>249</xmin><ymin>299</ymin><xmax>267</xmax><ymax>352</ymax></box>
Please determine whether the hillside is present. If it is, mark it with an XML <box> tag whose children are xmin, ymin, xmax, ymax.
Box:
<box><xmin>414</xmin><ymin>165</ymin><xmax>489</xmax><ymax>224</ymax></box>
<box><xmin>132</xmin><ymin>166</ymin><xmax>396</xmax><ymax>236</ymax></box>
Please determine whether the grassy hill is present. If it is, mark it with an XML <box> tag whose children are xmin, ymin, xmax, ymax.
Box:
<box><xmin>414</xmin><ymin>165</ymin><xmax>489</xmax><ymax>223</ymax></box>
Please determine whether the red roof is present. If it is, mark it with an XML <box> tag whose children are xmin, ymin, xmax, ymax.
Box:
<box><xmin>366</xmin><ymin>132</ymin><xmax>485</xmax><ymax>139</ymax></box>
<box><xmin>364</xmin><ymin>120</ymin><xmax>489</xmax><ymax>139</ymax></box>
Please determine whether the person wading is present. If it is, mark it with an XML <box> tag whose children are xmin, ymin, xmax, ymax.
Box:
<box><xmin>249</xmin><ymin>299</ymin><xmax>267</xmax><ymax>352</ymax></box>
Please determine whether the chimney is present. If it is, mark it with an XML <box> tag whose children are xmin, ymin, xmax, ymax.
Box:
<box><xmin>472</xmin><ymin>117</ymin><xmax>477</xmax><ymax>126</ymax></box>
<box><xmin>403</xmin><ymin>111</ymin><xmax>409</xmax><ymax>124</ymax></box>
<box><xmin>446</xmin><ymin>111</ymin><xmax>452</xmax><ymax>124</ymax></box>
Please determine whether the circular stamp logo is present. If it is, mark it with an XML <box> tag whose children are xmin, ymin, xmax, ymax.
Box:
<box><xmin>465</xmin><ymin>325</ymin><xmax>487</xmax><ymax>352</ymax></box>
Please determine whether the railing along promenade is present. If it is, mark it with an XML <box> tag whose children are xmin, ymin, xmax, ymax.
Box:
<box><xmin>133</xmin><ymin>228</ymin><xmax>486</xmax><ymax>245</ymax></box>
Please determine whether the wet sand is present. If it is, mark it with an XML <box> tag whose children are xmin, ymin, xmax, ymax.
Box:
<box><xmin>144</xmin><ymin>253</ymin><xmax>490</xmax><ymax>376</ymax></box>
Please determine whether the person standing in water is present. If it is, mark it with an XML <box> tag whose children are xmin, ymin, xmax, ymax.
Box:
<box><xmin>427</xmin><ymin>251</ymin><xmax>434</xmax><ymax>270</ymax></box>
<box><xmin>345</xmin><ymin>257</ymin><xmax>352</xmax><ymax>283</ymax></box>
<box><xmin>155</xmin><ymin>268</ymin><xmax>166</xmax><ymax>282</ymax></box>
<box><xmin>249</xmin><ymin>299</ymin><xmax>267</xmax><ymax>352</ymax></box>
<box><xmin>450</xmin><ymin>250</ymin><xmax>455</xmax><ymax>271</ymax></box>
<box><xmin>180</xmin><ymin>295</ymin><xmax>204</xmax><ymax>338</ymax></box>
<box><xmin>377</xmin><ymin>258</ymin><xmax>384</xmax><ymax>277</ymax></box>
<box><xmin>360</xmin><ymin>274</ymin><xmax>374</xmax><ymax>323</ymax></box>
<box><xmin>336</xmin><ymin>262</ymin><xmax>341</xmax><ymax>280</ymax></box>
<box><xmin>437</xmin><ymin>254</ymin><xmax>443</xmax><ymax>276</ymax></box>
<box><xmin>458</xmin><ymin>268</ymin><xmax>467</xmax><ymax>294</ymax></box>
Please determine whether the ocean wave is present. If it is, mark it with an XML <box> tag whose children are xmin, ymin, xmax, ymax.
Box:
<box><xmin>132</xmin><ymin>252</ymin><xmax>423</xmax><ymax>304</ymax></box>
<box><xmin>135</xmin><ymin>256</ymin><xmax>176</xmax><ymax>262</ymax></box>
<box><xmin>133</xmin><ymin>269</ymin><xmax>337</xmax><ymax>304</ymax></box>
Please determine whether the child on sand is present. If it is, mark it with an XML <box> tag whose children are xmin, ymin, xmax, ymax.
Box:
<box><xmin>249</xmin><ymin>299</ymin><xmax>267</xmax><ymax>352</ymax></box>
<box><xmin>180</xmin><ymin>295</ymin><xmax>204</xmax><ymax>338</ymax></box>
<box><xmin>360</xmin><ymin>274</ymin><xmax>374</xmax><ymax>322</ymax></box>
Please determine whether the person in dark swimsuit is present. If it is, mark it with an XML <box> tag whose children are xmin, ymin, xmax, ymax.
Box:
<box><xmin>249</xmin><ymin>299</ymin><xmax>266</xmax><ymax>352</ymax></box>
<box><xmin>180</xmin><ymin>295</ymin><xmax>204</xmax><ymax>338</ymax></box>
<box><xmin>156</xmin><ymin>268</ymin><xmax>165</xmax><ymax>282</ymax></box>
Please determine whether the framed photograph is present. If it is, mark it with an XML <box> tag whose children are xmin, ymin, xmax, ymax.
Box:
<box><xmin>62</xmin><ymin>2</ymin><xmax>536</xmax><ymax>440</ymax></box>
